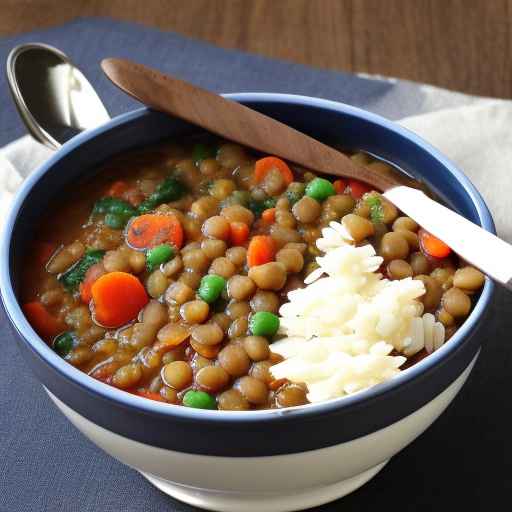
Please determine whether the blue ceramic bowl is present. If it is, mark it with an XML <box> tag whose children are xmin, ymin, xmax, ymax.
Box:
<box><xmin>0</xmin><ymin>94</ymin><xmax>495</xmax><ymax>511</ymax></box>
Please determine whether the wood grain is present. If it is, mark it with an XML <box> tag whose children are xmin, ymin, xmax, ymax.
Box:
<box><xmin>1</xmin><ymin>0</ymin><xmax>511</xmax><ymax>98</ymax></box>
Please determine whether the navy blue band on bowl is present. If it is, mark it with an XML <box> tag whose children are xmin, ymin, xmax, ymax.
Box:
<box><xmin>0</xmin><ymin>94</ymin><xmax>495</xmax><ymax>457</ymax></box>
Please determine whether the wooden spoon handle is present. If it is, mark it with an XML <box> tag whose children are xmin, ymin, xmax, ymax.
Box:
<box><xmin>101</xmin><ymin>58</ymin><xmax>399</xmax><ymax>191</ymax></box>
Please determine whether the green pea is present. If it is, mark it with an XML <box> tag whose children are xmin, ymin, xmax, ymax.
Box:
<box><xmin>146</xmin><ymin>244</ymin><xmax>175</xmax><ymax>272</ymax></box>
<box><xmin>249</xmin><ymin>311</ymin><xmax>280</xmax><ymax>338</ymax></box>
<box><xmin>53</xmin><ymin>332</ymin><xmax>75</xmax><ymax>357</ymax></box>
<box><xmin>105</xmin><ymin>212</ymin><xmax>126</xmax><ymax>229</ymax></box>
<box><xmin>198</xmin><ymin>275</ymin><xmax>226</xmax><ymax>304</ymax></box>
<box><xmin>182</xmin><ymin>390</ymin><xmax>217</xmax><ymax>409</ymax></box>
<box><xmin>305</xmin><ymin>178</ymin><xmax>335</xmax><ymax>201</ymax></box>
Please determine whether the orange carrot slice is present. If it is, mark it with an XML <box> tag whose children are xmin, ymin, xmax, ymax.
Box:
<box><xmin>230</xmin><ymin>222</ymin><xmax>249</xmax><ymax>246</ymax></box>
<box><xmin>80</xmin><ymin>263</ymin><xmax>106</xmax><ymax>304</ymax></box>
<box><xmin>23</xmin><ymin>302</ymin><xmax>66</xmax><ymax>341</ymax></box>
<box><xmin>126</xmin><ymin>214</ymin><xmax>183</xmax><ymax>250</ymax></box>
<box><xmin>254</xmin><ymin>157</ymin><xmax>294</xmax><ymax>186</ymax></box>
<box><xmin>419</xmin><ymin>229</ymin><xmax>452</xmax><ymax>259</ymax></box>
<box><xmin>91</xmin><ymin>271</ymin><xmax>149</xmax><ymax>328</ymax></box>
<box><xmin>107</xmin><ymin>180</ymin><xmax>129</xmax><ymax>198</ymax></box>
<box><xmin>333</xmin><ymin>179</ymin><xmax>347</xmax><ymax>194</ymax></box>
<box><xmin>247</xmin><ymin>235</ymin><xmax>276</xmax><ymax>268</ymax></box>
<box><xmin>261</xmin><ymin>207</ymin><xmax>276</xmax><ymax>224</ymax></box>
<box><xmin>348</xmin><ymin>179</ymin><xmax>372</xmax><ymax>199</ymax></box>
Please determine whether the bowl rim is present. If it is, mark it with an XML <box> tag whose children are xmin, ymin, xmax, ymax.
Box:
<box><xmin>0</xmin><ymin>92</ymin><xmax>495</xmax><ymax>423</ymax></box>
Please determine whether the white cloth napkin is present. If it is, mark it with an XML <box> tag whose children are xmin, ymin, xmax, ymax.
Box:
<box><xmin>0</xmin><ymin>135</ymin><xmax>53</xmax><ymax>228</ymax></box>
<box><xmin>400</xmin><ymin>100</ymin><xmax>512</xmax><ymax>243</ymax></box>
<box><xmin>1</xmin><ymin>100</ymin><xmax>511</xmax><ymax>243</ymax></box>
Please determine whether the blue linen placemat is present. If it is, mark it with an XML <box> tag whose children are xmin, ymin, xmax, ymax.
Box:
<box><xmin>1</xmin><ymin>18</ymin><xmax>511</xmax><ymax>512</ymax></box>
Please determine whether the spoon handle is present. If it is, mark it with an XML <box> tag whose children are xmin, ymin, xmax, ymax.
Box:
<box><xmin>101</xmin><ymin>58</ymin><xmax>400</xmax><ymax>191</ymax></box>
<box><xmin>385</xmin><ymin>187</ymin><xmax>512</xmax><ymax>290</ymax></box>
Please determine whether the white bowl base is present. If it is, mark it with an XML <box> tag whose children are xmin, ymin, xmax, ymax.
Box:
<box><xmin>44</xmin><ymin>353</ymin><xmax>478</xmax><ymax>512</ymax></box>
<box><xmin>140</xmin><ymin>461</ymin><xmax>388</xmax><ymax>512</ymax></box>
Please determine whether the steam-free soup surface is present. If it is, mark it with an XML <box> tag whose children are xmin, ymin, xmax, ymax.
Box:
<box><xmin>21</xmin><ymin>137</ymin><xmax>484</xmax><ymax>410</ymax></box>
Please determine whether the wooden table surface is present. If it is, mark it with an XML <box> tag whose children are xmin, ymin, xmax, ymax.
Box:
<box><xmin>1</xmin><ymin>0</ymin><xmax>510</xmax><ymax>99</ymax></box>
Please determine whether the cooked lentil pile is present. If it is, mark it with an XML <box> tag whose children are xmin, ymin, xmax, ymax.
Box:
<box><xmin>21</xmin><ymin>138</ymin><xmax>484</xmax><ymax>410</ymax></box>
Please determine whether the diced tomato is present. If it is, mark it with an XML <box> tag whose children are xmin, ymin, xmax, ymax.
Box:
<box><xmin>348</xmin><ymin>179</ymin><xmax>372</xmax><ymax>199</ymax></box>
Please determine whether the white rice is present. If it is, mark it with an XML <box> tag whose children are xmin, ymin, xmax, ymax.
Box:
<box><xmin>270</xmin><ymin>221</ymin><xmax>446</xmax><ymax>403</ymax></box>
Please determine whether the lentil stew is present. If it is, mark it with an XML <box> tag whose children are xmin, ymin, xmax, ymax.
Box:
<box><xmin>21</xmin><ymin>137</ymin><xmax>485</xmax><ymax>410</ymax></box>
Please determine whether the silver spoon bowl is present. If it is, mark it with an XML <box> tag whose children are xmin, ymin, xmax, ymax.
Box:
<box><xmin>6</xmin><ymin>43</ymin><xmax>110</xmax><ymax>149</ymax></box>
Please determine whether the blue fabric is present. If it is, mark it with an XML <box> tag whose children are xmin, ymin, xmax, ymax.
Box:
<box><xmin>1</xmin><ymin>17</ymin><xmax>511</xmax><ymax>512</ymax></box>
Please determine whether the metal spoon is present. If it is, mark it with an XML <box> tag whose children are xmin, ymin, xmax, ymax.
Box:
<box><xmin>6</xmin><ymin>43</ymin><xmax>110</xmax><ymax>149</ymax></box>
<box><xmin>101</xmin><ymin>57</ymin><xmax>512</xmax><ymax>291</ymax></box>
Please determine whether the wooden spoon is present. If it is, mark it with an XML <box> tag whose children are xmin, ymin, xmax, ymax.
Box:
<box><xmin>101</xmin><ymin>58</ymin><xmax>512</xmax><ymax>291</ymax></box>
<box><xmin>100</xmin><ymin>58</ymin><xmax>409</xmax><ymax>191</ymax></box>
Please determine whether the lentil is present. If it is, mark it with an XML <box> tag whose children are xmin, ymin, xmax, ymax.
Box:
<box><xmin>191</xmin><ymin>323</ymin><xmax>224</xmax><ymax>345</ymax></box>
<box><xmin>453</xmin><ymin>267</ymin><xmax>485</xmax><ymax>291</ymax></box>
<box><xmin>218</xmin><ymin>345</ymin><xmax>251</xmax><ymax>377</ymax></box>
<box><xmin>217</xmin><ymin>388</ymin><xmax>250</xmax><ymax>410</ymax></box>
<box><xmin>180</xmin><ymin>300</ymin><xmax>210</xmax><ymax>324</ymax></box>
<box><xmin>227</xmin><ymin>275</ymin><xmax>256</xmax><ymax>301</ymax></box>
<box><xmin>201</xmin><ymin>239</ymin><xmax>227</xmax><ymax>259</ymax></box>
<box><xmin>442</xmin><ymin>287</ymin><xmax>472</xmax><ymax>318</ymax></box>
<box><xmin>161</xmin><ymin>361</ymin><xmax>193</xmax><ymax>390</ymax></box>
<box><xmin>342</xmin><ymin>214</ymin><xmax>374</xmax><ymax>242</ymax></box>
<box><xmin>243</xmin><ymin>336</ymin><xmax>270</xmax><ymax>361</ymax></box>
<box><xmin>196</xmin><ymin>366</ymin><xmax>230</xmax><ymax>392</ymax></box>
<box><xmin>248</xmin><ymin>262</ymin><xmax>287</xmax><ymax>290</ymax></box>
<box><xmin>237</xmin><ymin>376</ymin><xmax>268</xmax><ymax>404</ymax></box>
<box><xmin>225</xmin><ymin>246</ymin><xmax>247</xmax><ymax>267</ymax></box>
<box><xmin>276</xmin><ymin>248</ymin><xmax>304</xmax><ymax>273</ymax></box>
